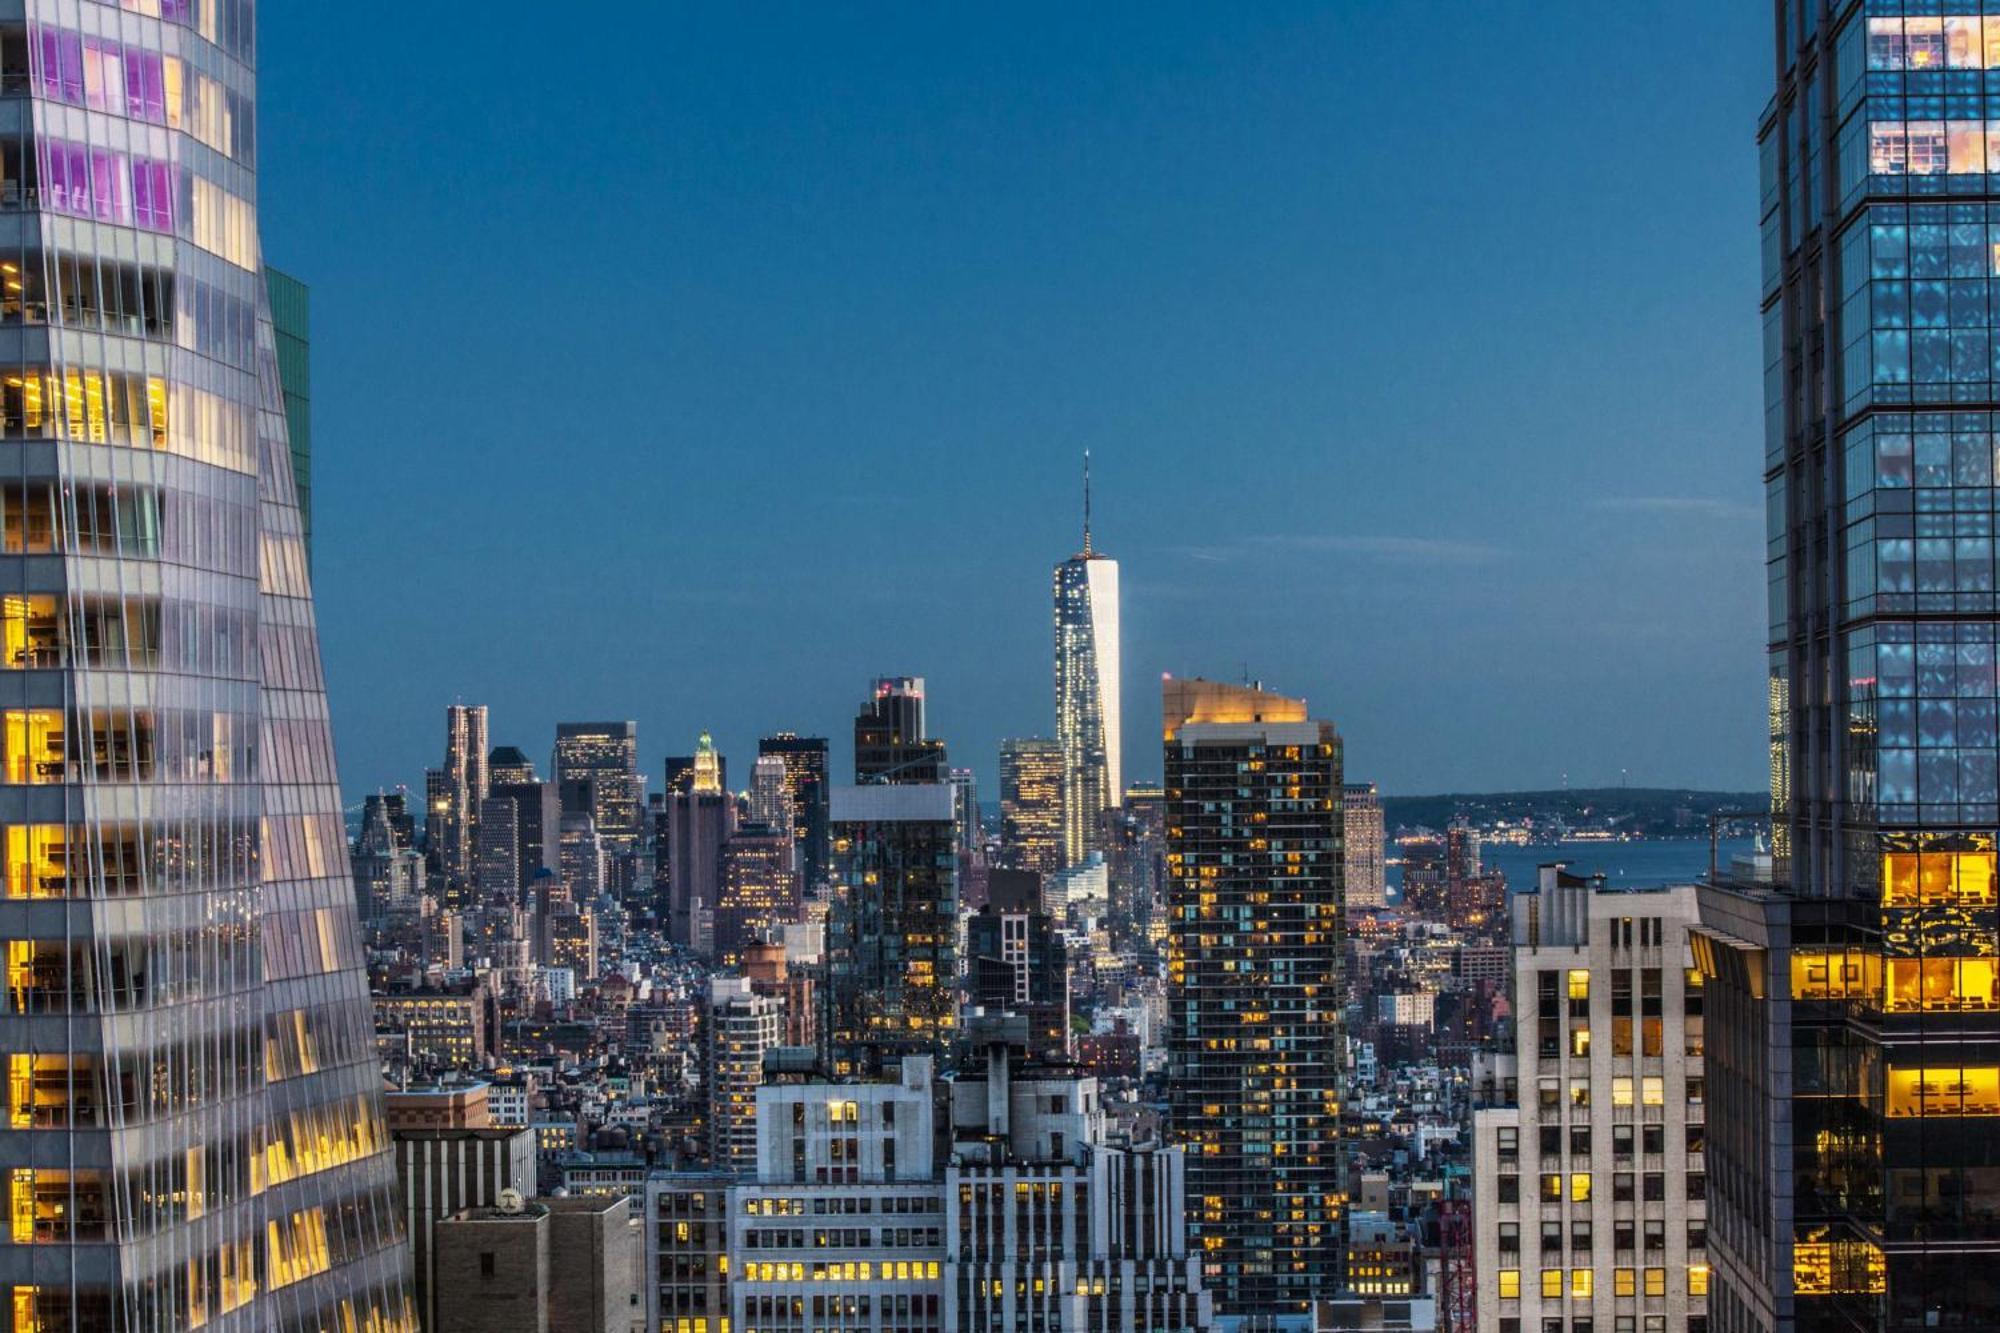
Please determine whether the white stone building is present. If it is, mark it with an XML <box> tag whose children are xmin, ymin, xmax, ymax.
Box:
<box><xmin>1471</xmin><ymin>866</ymin><xmax>1708</xmax><ymax>1333</ymax></box>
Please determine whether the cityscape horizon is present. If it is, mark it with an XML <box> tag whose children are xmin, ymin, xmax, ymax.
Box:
<box><xmin>0</xmin><ymin>6</ymin><xmax>1957</xmax><ymax>1333</ymax></box>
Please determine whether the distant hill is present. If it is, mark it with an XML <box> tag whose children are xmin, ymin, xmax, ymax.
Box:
<box><xmin>1380</xmin><ymin>787</ymin><xmax>1768</xmax><ymax>838</ymax></box>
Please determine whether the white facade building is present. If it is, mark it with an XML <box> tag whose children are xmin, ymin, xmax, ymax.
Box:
<box><xmin>649</xmin><ymin>1033</ymin><xmax>1212</xmax><ymax>1333</ymax></box>
<box><xmin>1471</xmin><ymin>867</ymin><xmax>1708</xmax><ymax>1333</ymax></box>
<box><xmin>707</xmin><ymin>976</ymin><xmax>784</xmax><ymax>1173</ymax></box>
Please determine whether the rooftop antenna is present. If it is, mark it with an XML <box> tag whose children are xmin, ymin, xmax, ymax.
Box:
<box><xmin>1082</xmin><ymin>450</ymin><xmax>1093</xmax><ymax>557</ymax></box>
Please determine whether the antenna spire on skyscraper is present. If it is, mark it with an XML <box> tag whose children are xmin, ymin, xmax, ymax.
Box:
<box><xmin>1083</xmin><ymin>449</ymin><xmax>1092</xmax><ymax>557</ymax></box>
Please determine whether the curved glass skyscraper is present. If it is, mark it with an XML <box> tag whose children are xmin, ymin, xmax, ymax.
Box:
<box><xmin>0</xmin><ymin>5</ymin><xmax>412</xmax><ymax>1330</ymax></box>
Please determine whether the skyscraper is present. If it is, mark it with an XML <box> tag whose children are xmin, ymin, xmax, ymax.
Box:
<box><xmin>704</xmin><ymin>977</ymin><xmax>782</xmax><ymax>1173</ymax></box>
<box><xmin>553</xmin><ymin>721</ymin><xmax>643</xmax><ymax>851</ymax></box>
<box><xmin>0</xmin><ymin>13</ymin><xmax>414</xmax><ymax>1327</ymax></box>
<box><xmin>355</xmin><ymin>791</ymin><xmax>424</xmax><ymax>923</ymax></box>
<box><xmin>665</xmin><ymin>733</ymin><xmax>735</xmax><ymax>954</ymax></box>
<box><xmin>827</xmin><ymin>783</ymin><xmax>959</xmax><ymax>1069</ymax></box>
<box><xmin>487</xmin><ymin>745</ymin><xmax>538</xmax><ymax>786</ymax></box>
<box><xmin>854</xmin><ymin>676</ymin><xmax>947</xmax><ymax>783</ymax></box>
<box><xmin>999</xmin><ymin>737</ymin><xmax>1063</xmax><ymax>880</ymax></box>
<box><xmin>1342</xmin><ymin>782</ymin><xmax>1388</xmax><ymax>910</ymax></box>
<box><xmin>427</xmin><ymin>704</ymin><xmax>488</xmax><ymax>903</ymax></box>
<box><xmin>758</xmin><ymin>733</ymin><xmax>830</xmax><ymax>894</ymax></box>
<box><xmin>474</xmin><ymin>794</ymin><xmax>522</xmax><ymax>903</ymax></box>
<box><xmin>966</xmin><ymin>868</ymin><xmax>1070</xmax><ymax>1061</ymax></box>
<box><xmin>487</xmin><ymin>777</ymin><xmax>562</xmax><ymax>893</ymax></box>
<box><xmin>1054</xmin><ymin>456</ymin><xmax>1121</xmax><ymax>867</ymax></box>
<box><xmin>1164</xmin><ymin>677</ymin><xmax>1343</xmax><ymax>1314</ymax></box>
<box><xmin>1695</xmin><ymin>8</ymin><xmax>2000</xmax><ymax>1328</ymax></box>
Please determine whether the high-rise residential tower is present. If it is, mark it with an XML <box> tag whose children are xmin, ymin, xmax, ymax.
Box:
<box><xmin>854</xmin><ymin>676</ymin><xmax>947</xmax><ymax>783</ymax></box>
<box><xmin>1342</xmin><ymin>782</ymin><xmax>1388</xmax><ymax>910</ymax></box>
<box><xmin>999</xmin><ymin>737</ymin><xmax>1063</xmax><ymax>880</ymax></box>
<box><xmin>1695</xmin><ymin>8</ymin><xmax>2000</xmax><ymax>1330</ymax></box>
<box><xmin>0</xmin><ymin>11</ymin><xmax>415</xmax><ymax>1328</ymax></box>
<box><xmin>1054</xmin><ymin>457</ymin><xmax>1121</xmax><ymax>868</ymax></box>
<box><xmin>1164</xmin><ymin>677</ymin><xmax>1343</xmax><ymax>1314</ymax></box>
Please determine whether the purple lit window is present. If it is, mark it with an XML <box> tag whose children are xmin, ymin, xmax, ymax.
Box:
<box><xmin>124</xmin><ymin>52</ymin><xmax>166</xmax><ymax>125</ymax></box>
<box><xmin>132</xmin><ymin>160</ymin><xmax>172</xmax><ymax>232</ymax></box>
<box><xmin>38</xmin><ymin>141</ymin><xmax>90</xmax><ymax>217</ymax></box>
<box><xmin>36</xmin><ymin>29</ymin><xmax>83</xmax><ymax>106</ymax></box>
<box><xmin>89</xmin><ymin>150</ymin><xmax>128</xmax><ymax>224</ymax></box>
<box><xmin>160</xmin><ymin>0</ymin><xmax>192</xmax><ymax>22</ymax></box>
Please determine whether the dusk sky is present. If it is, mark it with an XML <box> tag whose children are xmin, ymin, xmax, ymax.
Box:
<box><xmin>259</xmin><ymin>5</ymin><xmax>1773</xmax><ymax>803</ymax></box>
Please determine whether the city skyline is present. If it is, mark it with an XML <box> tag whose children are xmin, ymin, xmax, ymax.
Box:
<box><xmin>256</xmin><ymin>5</ymin><xmax>1774</xmax><ymax>805</ymax></box>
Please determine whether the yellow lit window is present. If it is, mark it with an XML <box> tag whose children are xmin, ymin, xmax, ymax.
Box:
<box><xmin>1794</xmin><ymin>1238</ymin><xmax>1887</xmax><ymax>1295</ymax></box>
<box><xmin>1884</xmin><ymin>850</ymin><xmax>1996</xmax><ymax>906</ymax></box>
<box><xmin>3</xmin><ymin>827</ymin><xmax>67</xmax><ymax>900</ymax></box>
<box><xmin>6</xmin><ymin>1056</ymin><xmax>27</xmax><ymax>1130</ymax></box>
<box><xmin>1572</xmin><ymin>1269</ymin><xmax>1593</xmax><ymax>1298</ymax></box>
<box><xmin>1792</xmin><ymin>950</ymin><xmax>1878</xmax><ymax>1001</ymax></box>
<box><xmin>1541</xmin><ymin>1269</ymin><xmax>1562</xmax><ymax>1298</ymax></box>
<box><xmin>1</xmin><ymin>596</ymin><xmax>59</xmax><ymax>670</ymax></box>
<box><xmin>1689</xmin><ymin>1264</ymin><xmax>1709</xmax><ymax>1296</ymax></box>
<box><xmin>9</xmin><ymin>1171</ymin><xmax>33</xmax><ymax>1244</ymax></box>
<box><xmin>1886</xmin><ymin>1064</ymin><xmax>2000</xmax><ymax>1117</ymax></box>
<box><xmin>1883</xmin><ymin>956</ymin><xmax>1998</xmax><ymax>1013</ymax></box>
<box><xmin>1642</xmin><ymin>1077</ymin><xmax>1664</xmax><ymax>1106</ymax></box>
<box><xmin>1498</xmin><ymin>1269</ymin><xmax>1520</xmax><ymax>1300</ymax></box>
<box><xmin>1570</xmin><ymin>1173</ymin><xmax>1592</xmax><ymax>1202</ymax></box>
<box><xmin>1644</xmin><ymin>1268</ymin><xmax>1665</xmax><ymax>1297</ymax></box>
<box><xmin>1571</xmin><ymin>1027</ymin><xmax>1591</xmax><ymax>1057</ymax></box>
<box><xmin>1567</xmin><ymin>970</ymin><xmax>1590</xmax><ymax>1001</ymax></box>
<box><xmin>1612</xmin><ymin>1077</ymin><xmax>1634</xmax><ymax>1107</ymax></box>
<box><xmin>1615</xmin><ymin>1267</ymin><xmax>1636</xmax><ymax>1297</ymax></box>
<box><xmin>2</xmin><ymin>711</ymin><xmax>63</xmax><ymax>785</ymax></box>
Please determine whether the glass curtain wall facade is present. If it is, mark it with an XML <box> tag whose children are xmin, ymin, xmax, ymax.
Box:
<box><xmin>263</xmin><ymin>263</ymin><xmax>303</xmax><ymax>559</ymax></box>
<box><xmin>825</xmin><ymin>783</ymin><xmax>958</xmax><ymax>1073</ymax></box>
<box><xmin>1054</xmin><ymin>549</ymin><xmax>1119</xmax><ymax>869</ymax></box>
<box><xmin>998</xmin><ymin>736</ymin><xmax>1062</xmax><ymax>881</ymax></box>
<box><xmin>1703</xmin><ymin>4</ymin><xmax>2000</xmax><ymax>1331</ymax></box>
<box><xmin>0</xmin><ymin>4</ymin><xmax>413</xmax><ymax>1331</ymax></box>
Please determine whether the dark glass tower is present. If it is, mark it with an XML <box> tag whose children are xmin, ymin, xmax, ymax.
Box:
<box><xmin>758</xmin><ymin>732</ymin><xmax>829</xmax><ymax>894</ymax></box>
<box><xmin>1698</xmin><ymin>6</ymin><xmax>2000</xmax><ymax>1329</ymax></box>
<box><xmin>853</xmin><ymin>675</ymin><xmax>946</xmax><ymax>784</ymax></box>
<box><xmin>825</xmin><ymin>782</ymin><xmax>958</xmax><ymax>1070</ymax></box>
<box><xmin>1163</xmin><ymin>677</ymin><xmax>1343</xmax><ymax>1315</ymax></box>
<box><xmin>0</xmin><ymin>5</ymin><xmax>414</xmax><ymax>1329</ymax></box>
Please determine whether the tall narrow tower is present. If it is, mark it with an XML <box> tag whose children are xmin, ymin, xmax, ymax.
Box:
<box><xmin>1164</xmin><ymin>677</ymin><xmax>1342</xmax><ymax>1313</ymax></box>
<box><xmin>1054</xmin><ymin>454</ymin><xmax>1121</xmax><ymax>866</ymax></box>
<box><xmin>0</xmin><ymin>8</ymin><xmax>414</xmax><ymax>1329</ymax></box>
<box><xmin>1697</xmin><ymin>6</ymin><xmax>2000</xmax><ymax>1328</ymax></box>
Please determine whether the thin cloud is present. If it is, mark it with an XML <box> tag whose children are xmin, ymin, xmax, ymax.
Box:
<box><xmin>1249</xmin><ymin>534</ymin><xmax>1506</xmax><ymax>565</ymax></box>
<box><xmin>1591</xmin><ymin>496</ymin><xmax>1757</xmax><ymax>521</ymax></box>
<box><xmin>1168</xmin><ymin>534</ymin><xmax>1506</xmax><ymax>567</ymax></box>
